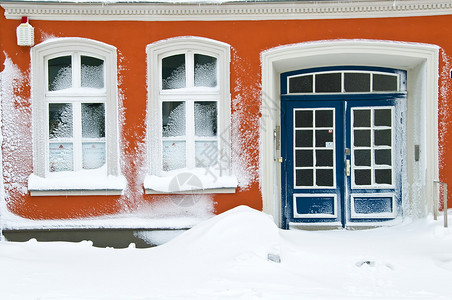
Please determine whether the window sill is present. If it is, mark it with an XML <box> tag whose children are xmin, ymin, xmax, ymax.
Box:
<box><xmin>28</xmin><ymin>170</ymin><xmax>127</xmax><ymax>196</ymax></box>
<box><xmin>143</xmin><ymin>168</ymin><xmax>237</xmax><ymax>194</ymax></box>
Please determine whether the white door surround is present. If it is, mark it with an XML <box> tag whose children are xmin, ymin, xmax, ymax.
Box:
<box><xmin>261</xmin><ymin>39</ymin><xmax>439</xmax><ymax>227</ymax></box>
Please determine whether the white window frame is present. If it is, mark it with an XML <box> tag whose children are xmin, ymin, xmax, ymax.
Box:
<box><xmin>29</xmin><ymin>38</ymin><xmax>125</xmax><ymax>196</ymax></box>
<box><xmin>144</xmin><ymin>37</ymin><xmax>236</xmax><ymax>194</ymax></box>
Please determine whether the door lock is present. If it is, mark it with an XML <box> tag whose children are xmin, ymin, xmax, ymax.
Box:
<box><xmin>346</xmin><ymin>159</ymin><xmax>351</xmax><ymax>176</ymax></box>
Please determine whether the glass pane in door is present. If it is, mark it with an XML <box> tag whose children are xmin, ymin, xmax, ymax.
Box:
<box><xmin>294</xmin><ymin>108</ymin><xmax>335</xmax><ymax>188</ymax></box>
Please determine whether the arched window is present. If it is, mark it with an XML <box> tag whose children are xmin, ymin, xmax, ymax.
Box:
<box><xmin>29</xmin><ymin>38</ymin><xmax>124</xmax><ymax>196</ymax></box>
<box><xmin>145</xmin><ymin>37</ymin><xmax>236</xmax><ymax>193</ymax></box>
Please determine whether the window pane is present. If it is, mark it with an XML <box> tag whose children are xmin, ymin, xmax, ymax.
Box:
<box><xmin>195</xmin><ymin>102</ymin><xmax>217</xmax><ymax>137</ymax></box>
<box><xmin>315</xmin><ymin>150</ymin><xmax>333</xmax><ymax>167</ymax></box>
<box><xmin>81</xmin><ymin>56</ymin><xmax>104</xmax><ymax>89</ymax></box>
<box><xmin>353</xmin><ymin>109</ymin><xmax>371</xmax><ymax>127</ymax></box>
<box><xmin>49</xmin><ymin>103</ymin><xmax>73</xmax><ymax>139</ymax></box>
<box><xmin>354</xmin><ymin>130</ymin><xmax>371</xmax><ymax>147</ymax></box>
<box><xmin>295</xmin><ymin>110</ymin><xmax>313</xmax><ymax>128</ymax></box>
<box><xmin>295</xmin><ymin>130</ymin><xmax>313</xmax><ymax>147</ymax></box>
<box><xmin>82</xmin><ymin>103</ymin><xmax>105</xmax><ymax>138</ymax></box>
<box><xmin>48</xmin><ymin>56</ymin><xmax>72</xmax><ymax>91</ymax></box>
<box><xmin>195</xmin><ymin>141</ymin><xmax>218</xmax><ymax>168</ymax></box>
<box><xmin>315</xmin><ymin>110</ymin><xmax>333</xmax><ymax>127</ymax></box>
<box><xmin>82</xmin><ymin>142</ymin><xmax>106</xmax><ymax>169</ymax></box>
<box><xmin>289</xmin><ymin>75</ymin><xmax>313</xmax><ymax>93</ymax></box>
<box><xmin>163</xmin><ymin>141</ymin><xmax>186</xmax><ymax>171</ymax></box>
<box><xmin>296</xmin><ymin>169</ymin><xmax>313</xmax><ymax>187</ymax></box>
<box><xmin>354</xmin><ymin>150</ymin><xmax>371</xmax><ymax>167</ymax></box>
<box><xmin>373</xmin><ymin>74</ymin><xmax>398</xmax><ymax>92</ymax></box>
<box><xmin>162</xmin><ymin>102</ymin><xmax>185</xmax><ymax>137</ymax></box>
<box><xmin>344</xmin><ymin>73</ymin><xmax>370</xmax><ymax>92</ymax></box>
<box><xmin>49</xmin><ymin>143</ymin><xmax>73</xmax><ymax>172</ymax></box>
<box><xmin>315</xmin><ymin>130</ymin><xmax>333</xmax><ymax>147</ymax></box>
<box><xmin>162</xmin><ymin>54</ymin><xmax>186</xmax><ymax>90</ymax></box>
<box><xmin>315</xmin><ymin>73</ymin><xmax>341</xmax><ymax>93</ymax></box>
<box><xmin>375</xmin><ymin>169</ymin><xmax>392</xmax><ymax>185</ymax></box>
<box><xmin>355</xmin><ymin>169</ymin><xmax>371</xmax><ymax>185</ymax></box>
<box><xmin>316</xmin><ymin>169</ymin><xmax>334</xmax><ymax>187</ymax></box>
<box><xmin>374</xmin><ymin>129</ymin><xmax>392</xmax><ymax>146</ymax></box>
<box><xmin>194</xmin><ymin>54</ymin><xmax>217</xmax><ymax>87</ymax></box>
<box><xmin>374</xmin><ymin>109</ymin><xmax>392</xmax><ymax>127</ymax></box>
<box><xmin>296</xmin><ymin>150</ymin><xmax>313</xmax><ymax>167</ymax></box>
<box><xmin>375</xmin><ymin>149</ymin><xmax>392</xmax><ymax>166</ymax></box>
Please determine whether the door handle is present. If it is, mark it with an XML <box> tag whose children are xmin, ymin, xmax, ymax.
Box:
<box><xmin>346</xmin><ymin>159</ymin><xmax>351</xmax><ymax>176</ymax></box>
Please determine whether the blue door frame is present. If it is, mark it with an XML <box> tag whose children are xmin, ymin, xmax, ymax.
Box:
<box><xmin>280</xmin><ymin>67</ymin><xmax>406</xmax><ymax>229</ymax></box>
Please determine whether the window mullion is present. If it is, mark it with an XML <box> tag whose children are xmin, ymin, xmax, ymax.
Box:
<box><xmin>187</xmin><ymin>51</ymin><xmax>194</xmax><ymax>88</ymax></box>
<box><xmin>73</xmin><ymin>102</ymin><xmax>83</xmax><ymax>171</ymax></box>
<box><xmin>186</xmin><ymin>99</ymin><xmax>195</xmax><ymax>168</ymax></box>
<box><xmin>73</xmin><ymin>53</ymin><xmax>81</xmax><ymax>89</ymax></box>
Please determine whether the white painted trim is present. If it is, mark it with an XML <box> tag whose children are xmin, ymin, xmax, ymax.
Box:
<box><xmin>146</xmin><ymin>37</ymin><xmax>232</xmax><ymax>186</ymax></box>
<box><xmin>2</xmin><ymin>1</ymin><xmax>452</xmax><ymax>21</ymax></box>
<box><xmin>293</xmin><ymin>193</ymin><xmax>338</xmax><ymax>219</ymax></box>
<box><xmin>261</xmin><ymin>39</ymin><xmax>439</xmax><ymax>227</ymax></box>
<box><xmin>30</xmin><ymin>38</ymin><xmax>122</xmax><ymax>192</ymax></box>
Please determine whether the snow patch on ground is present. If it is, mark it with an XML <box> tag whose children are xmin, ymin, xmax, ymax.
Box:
<box><xmin>0</xmin><ymin>205</ymin><xmax>451</xmax><ymax>299</ymax></box>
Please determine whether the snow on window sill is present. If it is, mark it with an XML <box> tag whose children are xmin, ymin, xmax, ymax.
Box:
<box><xmin>28</xmin><ymin>168</ymin><xmax>126</xmax><ymax>196</ymax></box>
<box><xmin>144</xmin><ymin>168</ymin><xmax>237</xmax><ymax>194</ymax></box>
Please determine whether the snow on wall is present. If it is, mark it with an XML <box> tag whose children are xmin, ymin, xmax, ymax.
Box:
<box><xmin>439</xmin><ymin>48</ymin><xmax>451</xmax><ymax>174</ymax></box>
<box><xmin>230</xmin><ymin>48</ymin><xmax>260</xmax><ymax>190</ymax></box>
<box><xmin>0</xmin><ymin>55</ymin><xmax>32</xmax><ymax>211</ymax></box>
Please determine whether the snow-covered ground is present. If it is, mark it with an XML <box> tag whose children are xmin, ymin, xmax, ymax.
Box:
<box><xmin>0</xmin><ymin>205</ymin><xmax>451</xmax><ymax>299</ymax></box>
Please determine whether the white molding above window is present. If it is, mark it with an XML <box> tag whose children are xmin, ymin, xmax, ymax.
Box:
<box><xmin>145</xmin><ymin>36</ymin><xmax>234</xmax><ymax>194</ymax></box>
<box><xmin>2</xmin><ymin>1</ymin><xmax>452</xmax><ymax>21</ymax></box>
<box><xmin>29</xmin><ymin>38</ymin><xmax>124</xmax><ymax>196</ymax></box>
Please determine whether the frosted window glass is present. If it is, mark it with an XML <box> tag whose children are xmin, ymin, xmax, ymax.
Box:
<box><xmin>195</xmin><ymin>102</ymin><xmax>217</xmax><ymax>137</ymax></box>
<box><xmin>82</xmin><ymin>103</ymin><xmax>105</xmax><ymax>138</ymax></box>
<box><xmin>163</xmin><ymin>141</ymin><xmax>186</xmax><ymax>171</ymax></box>
<box><xmin>49</xmin><ymin>143</ymin><xmax>73</xmax><ymax>172</ymax></box>
<box><xmin>195</xmin><ymin>141</ymin><xmax>218</xmax><ymax>168</ymax></box>
<box><xmin>48</xmin><ymin>56</ymin><xmax>72</xmax><ymax>91</ymax></box>
<box><xmin>49</xmin><ymin>103</ymin><xmax>73</xmax><ymax>139</ymax></box>
<box><xmin>194</xmin><ymin>54</ymin><xmax>217</xmax><ymax>87</ymax></box>
<box><xmin>82</xmin><ymin>142</ymin><xmax>106</xmax><ymax>169</ymax></box>
<box><xmin>81</xmin><ymin>56</ymin><xmax>104</xmax><ymax>89</ymax></box>
<box><xmin>162</xmin><ymin>54</ymin><xmax>186</xmax><ymax>90</ymax></box>
<box><xmin>162</xmin><ymin>102</ymin><xmax>186</xmax><ymax>137</ymax></box>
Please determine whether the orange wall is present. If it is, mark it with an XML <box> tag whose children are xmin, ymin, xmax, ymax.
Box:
<box><xmin>1</xmin><ymin>9</ymin><xmax>452</xmax><ymax>219</ymax></box>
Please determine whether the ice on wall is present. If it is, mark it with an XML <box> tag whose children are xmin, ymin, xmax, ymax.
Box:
<box><xmin>0</xmin><ymin>56</ymin><xmax>32</xmax><ymax>205</ymax></box>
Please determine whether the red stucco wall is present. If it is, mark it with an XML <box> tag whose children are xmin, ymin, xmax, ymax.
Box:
<box><xmin>1</xmin><ymin>9</ymin><xmax>451</xmax><ymax>219</ymax></box>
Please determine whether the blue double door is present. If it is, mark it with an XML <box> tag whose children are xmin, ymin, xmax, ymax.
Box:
<box><xmin>281</xmin><ymin>94</ymin><xmax>404</xmax><ymax>228</ymax></box>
